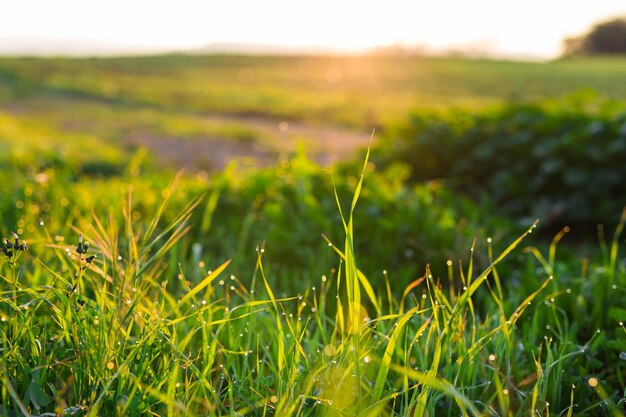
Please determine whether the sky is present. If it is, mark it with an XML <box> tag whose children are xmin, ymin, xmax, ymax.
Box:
<box><xmin>1</xmin><ymin>1</ymin><xmax>625</xmax><ymax>59</ymax></box>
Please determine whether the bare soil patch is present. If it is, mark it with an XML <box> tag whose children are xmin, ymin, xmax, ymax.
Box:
<box><xmin>128</xmin><ymin>114</ymin><xmax>374</xmax><ymax>171</ymax></box>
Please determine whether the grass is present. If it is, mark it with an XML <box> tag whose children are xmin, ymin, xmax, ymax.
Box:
<box><xmin>1</xmin><ymin>53</ymin><xmax>625</xmax><ymax>416</ymax></box>
<box><xmin>1</xmin><ymin>162</ymin><xmax>624</xmax><ymax>416</ymax></box>
<box><xmin>3</xmin><ymin>55</ymin><xmax>626</xmax><ymax>131</ymax></box>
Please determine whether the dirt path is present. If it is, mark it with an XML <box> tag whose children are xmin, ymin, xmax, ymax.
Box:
<box><xmin>2</xmin><ymin>98</ymin><xmax>375</xmax><ymax>172</ymax></box>
<box><xmin>129</xmin><ymin>114</ymin><xmax>375</xmax><ymax>171</ymax></box>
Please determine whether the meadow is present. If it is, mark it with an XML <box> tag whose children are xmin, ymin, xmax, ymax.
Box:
<box><xmin>0</xmin><ymin>54</ymin><xmax>625</xmax><ymax>416</ymax></box>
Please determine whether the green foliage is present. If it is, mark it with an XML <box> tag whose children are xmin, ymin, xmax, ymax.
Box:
<box><xmin>0</xmin><ymin>171</ymin><xmax>624</xmax><ymax>416</ymax></box>
<box><xmin>374</xmin><ymin>97</ymin><xmax>626</xmax><ymax>232</ymax></box>
<box><xmin>1</xmin><ymin>53</ymin><xmax>625</xmax><ymax>416</ymax></box>
<box><xmin>205</xmin><ymin>153</ymin><xmax>501</xmax><ymax>286</ymax></box>
<box><xmin>0</xmin><ymin>146</ymin><xmax>500</xmax><ymax>293</ymax></box>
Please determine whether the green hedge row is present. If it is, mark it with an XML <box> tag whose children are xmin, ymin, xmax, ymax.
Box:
<box><xmin>374</xmin><ymin>98</ymin><xmax>626</xmax><ymax>233</ymax></box>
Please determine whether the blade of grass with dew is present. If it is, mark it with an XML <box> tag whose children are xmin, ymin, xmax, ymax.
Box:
<box><xmin>141</xmin><ymin>171</ymin><xmax>184</xmax><ymax>246</ymax></box>
<box><xmin>372</xmin><ymin>304</ymin><xmax>422</xmax><ymax>402</ymax></box>
<box><xmin>256</xmin><ymin>252</ymin><xmax>285</xmax><ymax>374</ymax></box>
<box><xmin>389</xmin><ymin>364</ymin><xmax>480</xmax><ymax>416</ymax></box>
<box><xmin>322</xmin><ymin>234</ymin><xmax>380</xmax><ymax>316</ymax></box>
<box><xmin>462</xmin><ymin>275</ymin><xmax>552</xmax><ymax>361</ymax></box>
<box><xmin>178</xmin><ymin>259</ymin><xmax>231</xmax><ymax>306</ymax></box>
<box><xmin>444</xmin><ymin>221</ymin><xmax>539</xmax><ymax>337</ymax></box>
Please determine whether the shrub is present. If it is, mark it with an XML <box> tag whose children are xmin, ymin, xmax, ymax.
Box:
<box><xmin>197</xmin><ymin>153</ymin><xmax>504</xmax><ymax>286</ymax></box>
<box><xmin>373</xmin><ymin>98</ymin><xmax>626</xmax><ymax>234</ymax></box>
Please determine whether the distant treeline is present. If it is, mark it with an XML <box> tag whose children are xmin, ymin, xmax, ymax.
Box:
<box><xmin>563</xmin><ymin>17</ymin><xmax>626</xmax><ymax>55</ymax></box>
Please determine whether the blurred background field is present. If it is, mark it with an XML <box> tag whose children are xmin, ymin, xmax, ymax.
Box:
<box><xmin>1</xmin><ymin>51</ymin><xmax>626</xmax><ymax>292</ymax></box>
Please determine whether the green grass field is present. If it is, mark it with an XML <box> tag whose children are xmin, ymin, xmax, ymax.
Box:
<box><xmin>3</xmin><ymin>55</ymin><xmax>626</xmax><ymax>127</ymax></box>
<box><xmin>0</xmin><ymin>54</ymin><xmax>625</xmax><ymax>416</ymax></box>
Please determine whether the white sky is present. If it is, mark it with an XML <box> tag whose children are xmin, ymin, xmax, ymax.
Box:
<box><xmin>1</xmin><ymin>0</ymin><xmax>625</xmax><ymax>58</ymax></box>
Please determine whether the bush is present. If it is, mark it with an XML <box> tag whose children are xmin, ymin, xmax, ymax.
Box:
<box><xmin>198</xmin><ymin>153</ymin><xmax>505</xmax><ymax>285</ymax></box>
<box><xmin>0</xmin><ymin>151</ymin><xmax>506</xmax><ymax>291</ymax></box>
<box><xmin>373</xmin><ymin>98</ymin><xmax>626</xmax><ymax>233</ymax></box>
<box><xmin>563</xmin><ymin>17</ymin><xmax>626</xmax><ymax>55</ymax></box>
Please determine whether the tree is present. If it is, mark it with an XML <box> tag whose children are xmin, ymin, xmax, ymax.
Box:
<box><xmin>563</xmin><ymin>17</ymin><xmax>626</xmax><ymax>55</ymax></box>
